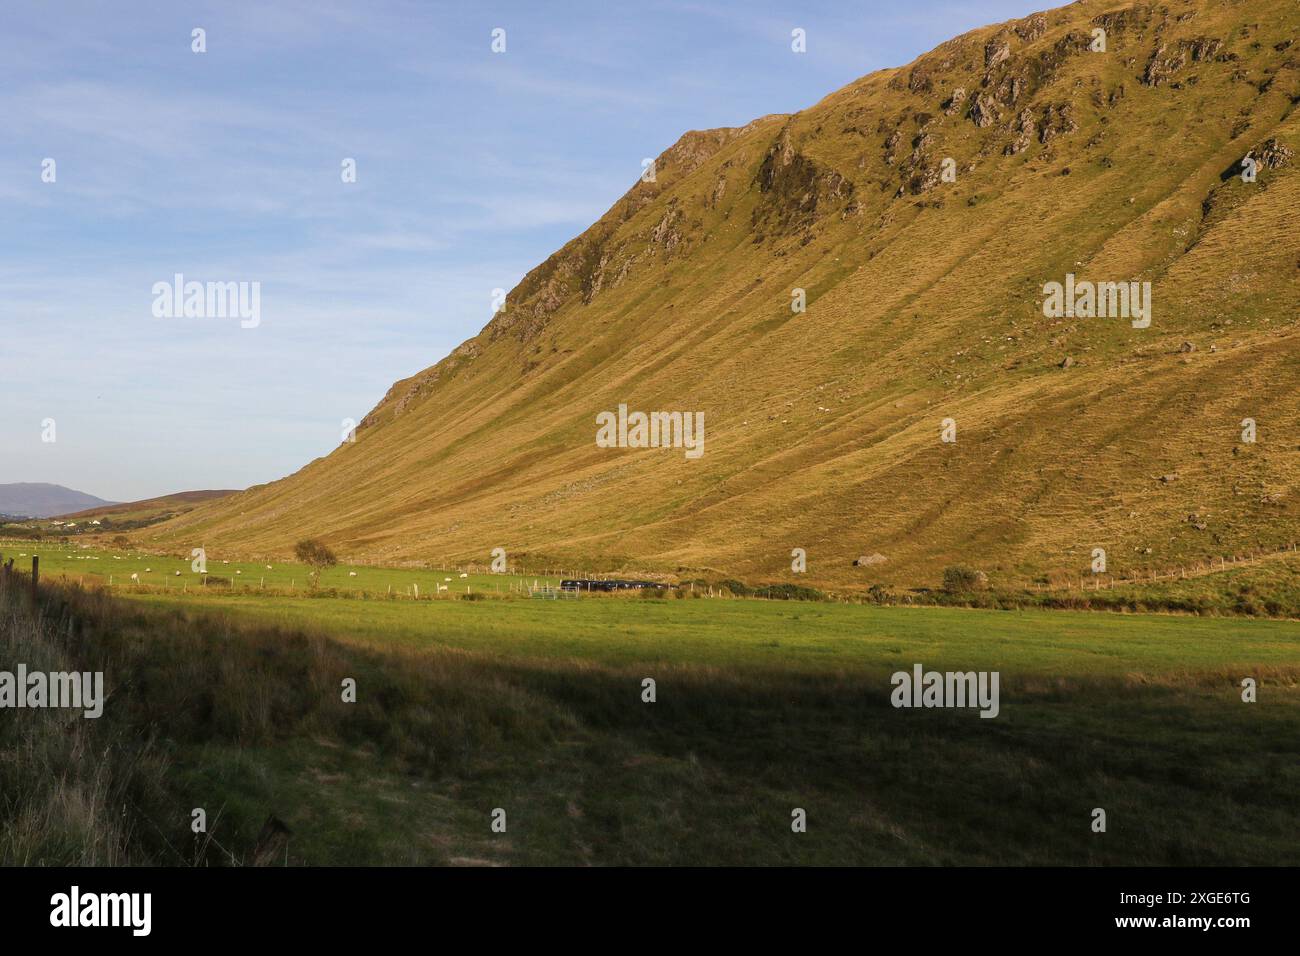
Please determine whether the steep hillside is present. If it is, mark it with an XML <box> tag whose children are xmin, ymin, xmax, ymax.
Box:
<box><xmin>145</xmin><ymin>0</ymin><xmax>1300</xmax><ymax>589</ymax></box>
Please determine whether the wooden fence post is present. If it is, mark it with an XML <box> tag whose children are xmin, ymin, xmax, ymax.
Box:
<box><xmin>31</xmin><ymin>556</ymin><xmax>39</xmax><ymax>603</ymax></box>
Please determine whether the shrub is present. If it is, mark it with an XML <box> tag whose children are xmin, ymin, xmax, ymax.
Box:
<box><xmin>942</xmin><ymin>565</ymin><xmax>987</xmax><ymax>593</ymax></box>
<box><xmin>755</xmin><ymin>583</ymin><xmax>826</xmax><ymax>601</ymax></box>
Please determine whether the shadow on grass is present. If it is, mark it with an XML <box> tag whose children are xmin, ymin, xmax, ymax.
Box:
<box><xmin>3</xmin><ymin>581</ymin><xmax>1296</xmax><ymax>865</ymax></box>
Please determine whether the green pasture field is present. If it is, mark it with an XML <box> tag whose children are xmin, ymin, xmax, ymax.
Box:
<box><xmin>0</xmin><ymin>539</ymin><xmax>559</xmax><ymax>595</ymax></box>
<box><xmin>5</xmin><ymin>539</ymin><xmax>1298</xmax><ymax>866</ymax></box>
<box><xmin>119</xmin><ymin>587</ymin><xmax>1300</xmax><ymax>677</ymax></box>
<box><xmin>111</xmin><ymin>566</ymin><xmax>1299</xmax><ymax>866</ymax></box>
<box><xmin>10</xmin><ymin>541</ymin><xmax>1298</xmax><ymax>676</ymax></box>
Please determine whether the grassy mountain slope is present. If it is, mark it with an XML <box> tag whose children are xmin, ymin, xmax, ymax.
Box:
<box><xmin>145</xmin><ymin>0</ymin><xmax>1300</xmax><ymax>589</ymax></box>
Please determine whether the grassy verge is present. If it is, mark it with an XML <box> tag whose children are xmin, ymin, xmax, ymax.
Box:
<box><xmin>2</xmin><ymin>579</ymin><xmax>1297</xmax><ymax>865</ymax></box>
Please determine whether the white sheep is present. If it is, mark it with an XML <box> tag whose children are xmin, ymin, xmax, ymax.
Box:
<box><xmin>348</xmin><ymin>571</ymin><xmax>357</xmax><ymax>577</ymax></box>
<box><xmin>459</xmin><ymin>573</ymin><xmax>468</xmax><ymax>579</ymax></box>
<box><xmin>130</xmin><ymin>573</ymin><xmax>139</xmax><ymax>582</ymax></box>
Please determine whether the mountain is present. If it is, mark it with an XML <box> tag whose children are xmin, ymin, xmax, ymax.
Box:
<box><xmin>57</xmin><ymin>490</ymin><xmax>239</xmax><ymax>523</ymax></box>
<box><xmin>142</xmin><ymin>0</ymin><xmax>1300</xmax><ymax>589</ymax></box>
<box><xmin>0</xmin><ymin>484</ymin><xmax>115</xmax><ymax>519</ymax></box>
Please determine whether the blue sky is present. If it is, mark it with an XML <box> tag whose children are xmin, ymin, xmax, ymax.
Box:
<box><xmin>1</xmin><ymin>0</ymin><xmax>1040</xmax><ymax>501</ymax></box>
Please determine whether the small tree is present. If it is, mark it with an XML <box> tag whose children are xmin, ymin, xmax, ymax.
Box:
<box><xmin>294</xmin><ymin>538</ymin><xmax>337</xmax><ymax>587</ymax></box>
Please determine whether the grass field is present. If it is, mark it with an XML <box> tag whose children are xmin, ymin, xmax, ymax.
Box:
<box><xmin>15</xmin><ymin>541</ymin><xmax>1300</xmax><ymax>674</ymax></box>
<box><xmin>119</xmin><ymin>588</ymin><xmax>1300</xmax><ymax>676</ymax></box>
<box><xmin>3</xmin><ymin>541</ymin><xmax>1296</xmax><ymax>866</ymax></box>
<box><xmin>0</xmin><ymin>540</ymin><xmax>560</xmax><ymax>596</ymax></box>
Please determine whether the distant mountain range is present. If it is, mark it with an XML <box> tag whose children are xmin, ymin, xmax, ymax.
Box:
<box><xmin>0</xmin><ymin>483</ymin><xmax>116</xmax><ymax>519</ymax></box>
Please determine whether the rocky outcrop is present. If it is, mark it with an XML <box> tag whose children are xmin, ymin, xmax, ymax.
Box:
<box><xmin>1037</xmin><ymin>102</ymin><xmax>1078</xmax><ymax>144</ymax></box>
<box><xmin>1092</xmin><ymin>4</ymin><xmax>1157</xmax><ymax>43</ymax></box>
<box><xmin>479</xmin><ymin>123</ymin><xmax>771</xmax><ymax>344</ymax></box>
<box><xmin>360</xmin><ymin>341</ymin><xmax>482</xmax><ymax>427</ymax></box>
<box><xmin>1142</xmin><ymin>36</ymin><xmax>1225</xmax><ymax>85</ymax></box>
<box><xmin>985</xmin><ymin>32</ymin><xmax>1091</xmax><ymax>109</ymax></box>
<box><xmin>985</xmin><ymin>36</ymin><xmax>1012</xmax><ymax>69</ymax></box>
<box><xmin>890</xmin><ymin>37</ymin><xmax>972</xmax><ymax>96</ymax></box>
<box><xmin>752</xmin><ymin>129</ymin><xmax>854</xmax><ymax>235</ymax></box>
<box><xmin>904</xmin><ymin>160</ymin><xmax>944</xmax><ymax>195</ymax></box>
<box><xmin>883</xmin><ymin>128</ymin><xmax>903</xmax><ymax>165</ymax></box>
<box><xmin>649</xmin><ymin>204</ymin><xmax>684</xmax><ymax>251</ymax></box>
<box><xmin>1014</xmin><ymin>14</ymin><xmax>1048</xmax><ymax>42</ymax></box>
<box><xmin>1005</xmin><ymin>108</ymin><xmax>1037</xmax><ymax>155</ymax></box>
<box><xmin>1253</xmin><ymin>137</ymin><xmax>1295</xmax><ymax>169</ymax></box>
<box><xmin>969</xmin><ymin>92</ymin><xmax>1000</xmax><ymax>127</ymax></box>
<box><xmin>907</xmin><ymin>65</ymin><xmax>935</xmax><ymax>95</ymax></box>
